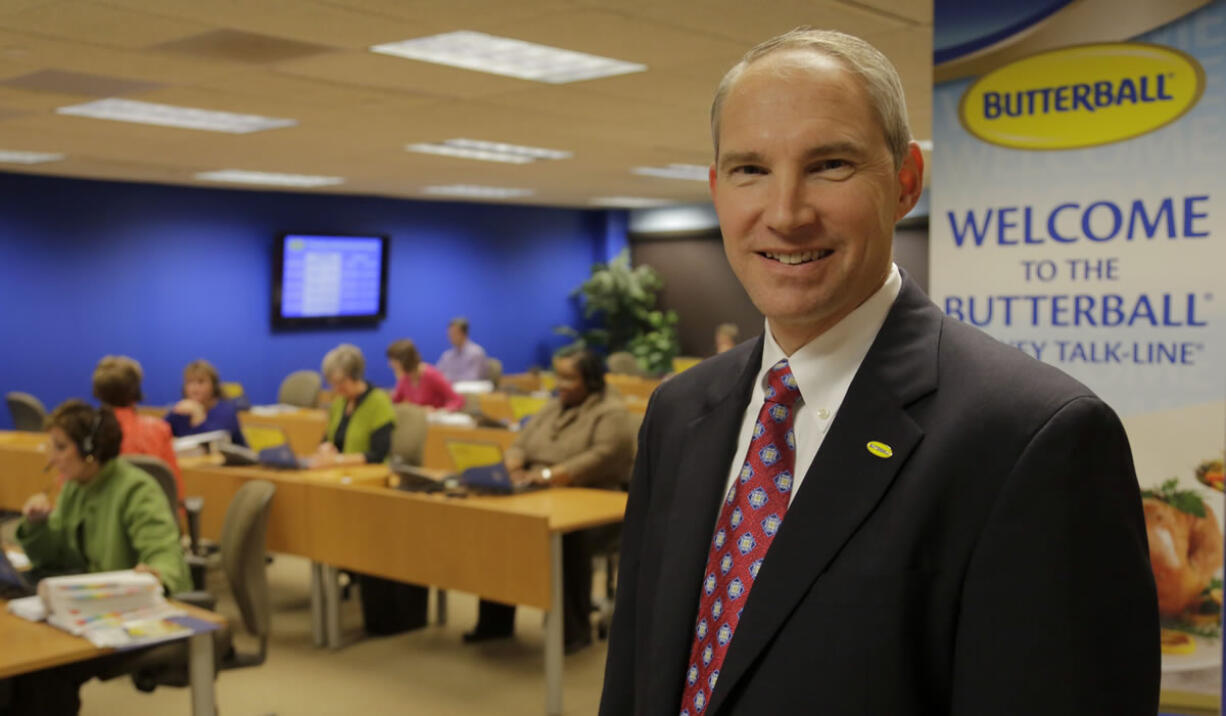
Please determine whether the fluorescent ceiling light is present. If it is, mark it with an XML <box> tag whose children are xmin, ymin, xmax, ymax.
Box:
<box><xmin>57</xmin><ymin>98</ymin><xmax>296</xmax><ymax>133</ymax></box>
<box><xmin>631</xmin><ymin>164</ymin><xmax>709</xmax><ymax>182</ymax></box>
<box><xmin>371</xmin><ymin>31</ymin><xmax>646</xmax><ymax>84</ymax></box>
<box><xmin>195</xmin><ymin>170</ymin><xmax>343</xmax><ymax>187</ymax></box>
<box><xmin>406</xmin><ymin>137</ymin><xmax>571</xmax><ymax>164</ymax></box>
<box><xmin>445</xmin><ymin>138</ymin><xmax>571</xmax><ymax>160</ymax></box>
<box><xmin>590</xmin><ymin>196</ymin><xmax>675</xmax><ymax>208</ymax></box>
<box><xmin>406</xmin><ymin>143</ymin><xmax>532</xmax><ymax>164</ymax></box>
<box><xmin>422</xmin><ymin>184</ymin><xmax>534</xmax><ymax>199</ymax></box>
<box><xmin>0</xmin><ymin>150</ymin><xmax>64</xmax><ymax>164</ymax></box>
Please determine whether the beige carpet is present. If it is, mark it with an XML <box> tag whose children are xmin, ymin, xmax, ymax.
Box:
<box><xmin>79</xmin><ymin>554</ymin><xmax>610</xmax><ymax>715</ymax></box>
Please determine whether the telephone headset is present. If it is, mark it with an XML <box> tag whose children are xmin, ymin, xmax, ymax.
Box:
<box><xmin>78</xmin><ymin>409</ymin><xmax>103</xmax><ymax>459</ymax></box>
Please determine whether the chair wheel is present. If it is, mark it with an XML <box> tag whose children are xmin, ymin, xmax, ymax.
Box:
<box><xmin>131</xmin><ymin>671</ymin><xmax>158</xmax><ymax>693</ymax></box>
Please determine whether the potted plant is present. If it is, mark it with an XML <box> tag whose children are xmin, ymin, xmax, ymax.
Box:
<box><xmin>557</xmin><ymin>249</ymin><xmax>680</xmax><ymax>376</ymax></box>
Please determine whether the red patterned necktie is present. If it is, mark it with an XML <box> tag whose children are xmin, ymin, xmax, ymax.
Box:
<box><xmin>679</xmin><ymin>358</ymin><xmax>801</xmax><ymax>715</ymax></box>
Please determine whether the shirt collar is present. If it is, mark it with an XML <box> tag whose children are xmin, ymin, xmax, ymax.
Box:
<box><xmin>759</xmin><ymin>263</ymin><xmax>902</xmax><ymax>408</ymax></box>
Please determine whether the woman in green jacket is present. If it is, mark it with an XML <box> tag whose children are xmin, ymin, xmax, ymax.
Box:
<box><xmin>312</xmin><ymin>343</ymin><xmax>396</xmax><ymax>466</ymax></box>
<box><xmin>18</xmin><ymin>400</ymin><xmax>190</xmax><ymax>593</ymax></box>
<box><xmin>6</xmin><ymin>400</ymin><xmax>190</xmax><ymax>715</ymax></box>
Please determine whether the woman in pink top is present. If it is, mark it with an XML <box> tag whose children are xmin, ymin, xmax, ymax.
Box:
<box><xmin>386</xmin><ymin>339</ymin><xmax>464</xmax><ymax>411</ymax></box>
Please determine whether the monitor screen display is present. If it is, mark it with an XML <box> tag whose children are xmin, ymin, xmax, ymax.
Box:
<box><xmin>273</xmin><ymin>234</ymin><xmax>388</xmax><ymax>327</ymax></box>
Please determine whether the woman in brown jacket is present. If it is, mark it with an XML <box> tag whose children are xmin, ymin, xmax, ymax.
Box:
<box><xmin>463</xmin><ymin>346</ymin><xmax>635</xmax><ymax>653</ymax></box>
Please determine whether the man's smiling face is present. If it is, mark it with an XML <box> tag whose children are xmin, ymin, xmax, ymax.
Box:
<box><xmin>710</xmin><ymin>49</ymin><xmax>920</xmax><ymax>353</ymax></box>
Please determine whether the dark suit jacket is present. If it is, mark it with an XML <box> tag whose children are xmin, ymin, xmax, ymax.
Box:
<box><xmin>600</xmin><ymin>277</ymin><xmax>1159</xmax><ymax>715</ymax></box>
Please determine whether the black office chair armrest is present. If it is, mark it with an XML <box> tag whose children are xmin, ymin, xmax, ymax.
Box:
<box><xmin>170</xmin><ymin>590</ymin><xmax>217</xmax><ymax>611</ymax></box>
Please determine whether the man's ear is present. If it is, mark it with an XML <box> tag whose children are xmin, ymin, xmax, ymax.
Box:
<box><xmin>895</xmin><ymin>142</ymin><xmax>924</xmax><ymax>221</ymax></box>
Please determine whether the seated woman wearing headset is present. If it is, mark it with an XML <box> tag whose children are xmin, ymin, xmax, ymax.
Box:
<box><xmin>6</xmin><ymin>400</ymin><xmax>191</xmax><ymax>715</ymax></box>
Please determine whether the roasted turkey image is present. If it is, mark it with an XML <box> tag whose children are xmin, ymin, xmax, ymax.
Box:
<box><xmin>1143</xmin><ymin>495</ymin><xmax>1223</xmax><ymax>617</ymax></box>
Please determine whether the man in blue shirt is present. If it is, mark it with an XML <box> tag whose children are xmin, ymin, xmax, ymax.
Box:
<box><xmin>436</xmin><ymin>316</ymin><xmax>487</xmax><ymax>383</ymax></box>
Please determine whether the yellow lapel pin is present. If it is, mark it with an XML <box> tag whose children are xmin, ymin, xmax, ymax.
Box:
<box><xmin>866</xmin><ymin>441</ymin><xmax>894</xmax><ymax>459</ymax></box>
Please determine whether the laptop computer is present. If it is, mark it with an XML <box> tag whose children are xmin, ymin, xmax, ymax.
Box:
<box><xmin>457</xmin><ymin>462</ymin><xmax>520</xmax><ymax>495</ymax></box>
<box><xmin>441</xmin><ymin>441</ymin><xmax>544</xmax><ymax>495</ymax></box>
<box><xmin>171</xmin><ymin>429</ymin><xmax>231</xmax><ymax>455</ymax></box>
<box><xmin>388</xmin><ymin>459</ymin><xmax>447</xmax><ymax>493</ymax></box>
<box><xmin>218</xmin><ymin>429</ymin><xmax>308</xmax><ymax>470</ymax></box>
<box><xmin>0</xmin><ymin>548</ymin><xmax>36</xmax><ymax>599</ymax></box>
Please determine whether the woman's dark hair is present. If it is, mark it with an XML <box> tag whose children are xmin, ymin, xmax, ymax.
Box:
<box><xmin>47</xmin><ymin>400</ymin><xmax>122</xmax><ymax>463</ymax></box>
<box><xmin>183</xmin><ymin>359</ymin><xmax>223</xmax><ymax>402</ymax></box>
<box><xmin>555</xmin><ymin>346</ymin><xmax>605</xmax><ymax>395</ymax></box>
<box><xmin>92</xmin><ymin>355</ymin><xmax>143</xmax><ymax>407</ymax></box>
<box><xmin>386</xmin><ymin>339</ymin><xmax>422</xmax><ymax>374</ymax></box>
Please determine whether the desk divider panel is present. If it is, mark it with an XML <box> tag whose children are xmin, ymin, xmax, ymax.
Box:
<box><xmin>422</xmin><ymin>425</ymin><xmax>517</xmax><ymax>472</ymax></box>
<box><xmin>238</xmin><ymin>410</ymin><xmax>327</xmax><ymax>456</ymax></box>
<box><xmin>304</xmin><ymin>482</ymin><xmax>555</xmax><ymax>610</ymax></box>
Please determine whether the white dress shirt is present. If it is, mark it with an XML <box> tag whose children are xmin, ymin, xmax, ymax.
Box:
<box><xmin>719</xmin><ymin>264</ymin><xmax>902</xmax><ymax>507</ymax></box>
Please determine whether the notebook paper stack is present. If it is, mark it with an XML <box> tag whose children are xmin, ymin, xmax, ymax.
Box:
<box><xmin>38</xmin><ymin>570</ymin><xmax>188</xmax><ymax>648</ymax></box>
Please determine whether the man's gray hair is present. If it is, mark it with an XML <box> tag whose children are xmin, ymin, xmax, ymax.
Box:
<box><xmin>710</xmin><ymin>27</ymin><xmax>912</xmax><ymax>168</ymax></box>
<box><xmin>322</xmin><ymin>343</ymin><xmax>365</xmax><ymax>381</ymax></box>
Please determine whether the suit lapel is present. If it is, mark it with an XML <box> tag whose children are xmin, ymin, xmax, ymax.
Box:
<box><xmin>707</xmin><ymin>278</ymin><xmax>943</xmax><ymax>713</ymax></box>
<box><xmin>644</xmin><ymin>339</ymin><xmax>762</xmax><ymax>710</ymax></box>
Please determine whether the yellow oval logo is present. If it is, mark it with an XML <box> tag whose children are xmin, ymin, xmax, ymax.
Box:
<box><xmin>959</xmin><ymin>43</ymin><xmax>1204</xmax><ymax>150</ymax></box>
<box><xmin>866</xmin><ymin>441</ymin><xmax>893</xmax><ymax>459</ymax></box>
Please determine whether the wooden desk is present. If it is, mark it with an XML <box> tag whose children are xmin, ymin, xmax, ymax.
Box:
<box><xmin>181</xmin><ymin>458</ymin><xmax>626</xmax><ymax>716</ymax></box>
<box><xmin>606</xmin><ymin>374</ymin><xmax>661</xmax><ymax>401</ymax></box>
<box><xmin>236</xmin><ymin>408</ymin><xmax>520</xmax><ymax>471</ymax></box>
<box><xmin>476</xmin><ymin>392</ymin><xmax>516</xmax><ymax>423</ymax></box>
<box><xmin>0</xmin><ymin>598</ymin><xmax>225</xmax><ymax>714</ymax></box>
<box><xmin>422</xmin><ymin>424</ymin><xmax>518</xmax><ymax>471</ymax></box>
<box><xmin>501</xmin><ymin>372</ymin><xmax>543</xmax><ymax>393</ymax></box>
<box><xmin>306</xmin><ymin>483</ymin><xmax>626</xmax><ymax>716</ymax></box>
<box><xmin>181</xmin><ymin>462</ymin><xmax>390</xmax><ymax>556</ymax></box>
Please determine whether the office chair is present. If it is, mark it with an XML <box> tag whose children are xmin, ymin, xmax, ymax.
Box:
<box><xmin>277</xmin><ymin>370</ymin><xmax>322</xmax><ymax>408</ymax></box>
<box><xmin>5</xmin><ymin>391</ymin><xmax>47</xmax><ymax>432</ymax></box>
<box><xmin>484</xmin><ymin>357</ymin><xmax>503</xmax><ymax>388</ymax></box>
<box><xmin>221</xmin><ymin>381</ymin><xmax>252</xmax><ymax>411</ymax></box>
<box><xmin>593</xmin><ymin>410</ymin><xmax>644</xmax><ymax>640</ymax></box>
<box><xmin>125</xmin><ymin>454</ymin><xmax>209</xmax><ymax>590</ymax></box>
<box><xmin>606</xmin><ymin>351</ymin><xmax>643</xmax><ymax>377</ymax></box>
<box><xmin>118</xmin><ymin>479</ymin><xmax>277</xmax><ymax>691</ymax></box>
<box><xmin>389</xmin><ymin>402</ymin><xmax>450</xmax><ymax>623</ymax></box>
<box><xmin>391</xmin><ymin>403</ymin><xmax>428</xmax><ymax>467</ymax></box>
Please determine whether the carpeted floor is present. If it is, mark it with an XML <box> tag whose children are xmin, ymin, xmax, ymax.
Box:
<box><xmin>78</xmin><ymin>554</ymin><xmax>610</xmax><ymax>715</ymax></box>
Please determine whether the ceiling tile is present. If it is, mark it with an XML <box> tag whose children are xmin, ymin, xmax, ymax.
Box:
<box><xmin>154</xmin><ymin>29</ymin><xmax>338</xmax><ymax>64</ymax></box>
<box><xmin>0</xmin><ymin>0</ymin><xmax>209</xmax><ymax>49</ymax></box>
<box><xmin>0</xmin><ymin>69</ymin><xmax>162</xmax><ymax>96</ymax></box>
<box><xmin>0</xmin><ymin>0</ymin><xmax>931</xmax><ymax>207</ymax></box>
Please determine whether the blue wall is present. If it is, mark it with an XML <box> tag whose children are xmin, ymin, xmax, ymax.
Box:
<box><xmin>0</xmin><ymin>172</ymin><xmax>615</xmax><ymax>428</ymax></box>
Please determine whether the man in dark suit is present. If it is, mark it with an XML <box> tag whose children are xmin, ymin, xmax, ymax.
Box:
<box><xmin>599</xmin><ymin>27</ymin><xmax>1159</xmax><ymax>715</ymax></box>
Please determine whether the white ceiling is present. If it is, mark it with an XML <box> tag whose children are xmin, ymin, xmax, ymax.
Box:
<box><xmin>0</xmin><ymin>0</ymin><xmax>931</xmax><ymax>207</ymax></box>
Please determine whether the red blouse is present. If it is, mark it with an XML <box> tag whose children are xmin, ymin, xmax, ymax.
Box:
<box><xmin>112</xmin><ymin>406</ymin><xmax>185</xmax><ymax>510</ymax></box>
<box><xmin>390</xmin><ymin>364</ymin><xmax>464</xmax><ymax>411</ymax></box>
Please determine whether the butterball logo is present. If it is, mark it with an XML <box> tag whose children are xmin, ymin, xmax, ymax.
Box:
<box><xmin>959</xmin><ymin>43</ymin><xmax>1204</xmax><ymax>150</ymax></box>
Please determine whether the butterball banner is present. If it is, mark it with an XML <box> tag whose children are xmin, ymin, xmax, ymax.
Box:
<box><xmin>932</xmin><ymin>0</ymin><xmax>1225</xmax><ymax>706</ymax></box>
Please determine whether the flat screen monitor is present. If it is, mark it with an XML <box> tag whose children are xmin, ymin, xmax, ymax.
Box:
<box><xmin>273</xmin><ymin>234</ymin><xmax>389</xmax><ymax>327</ymax></box>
